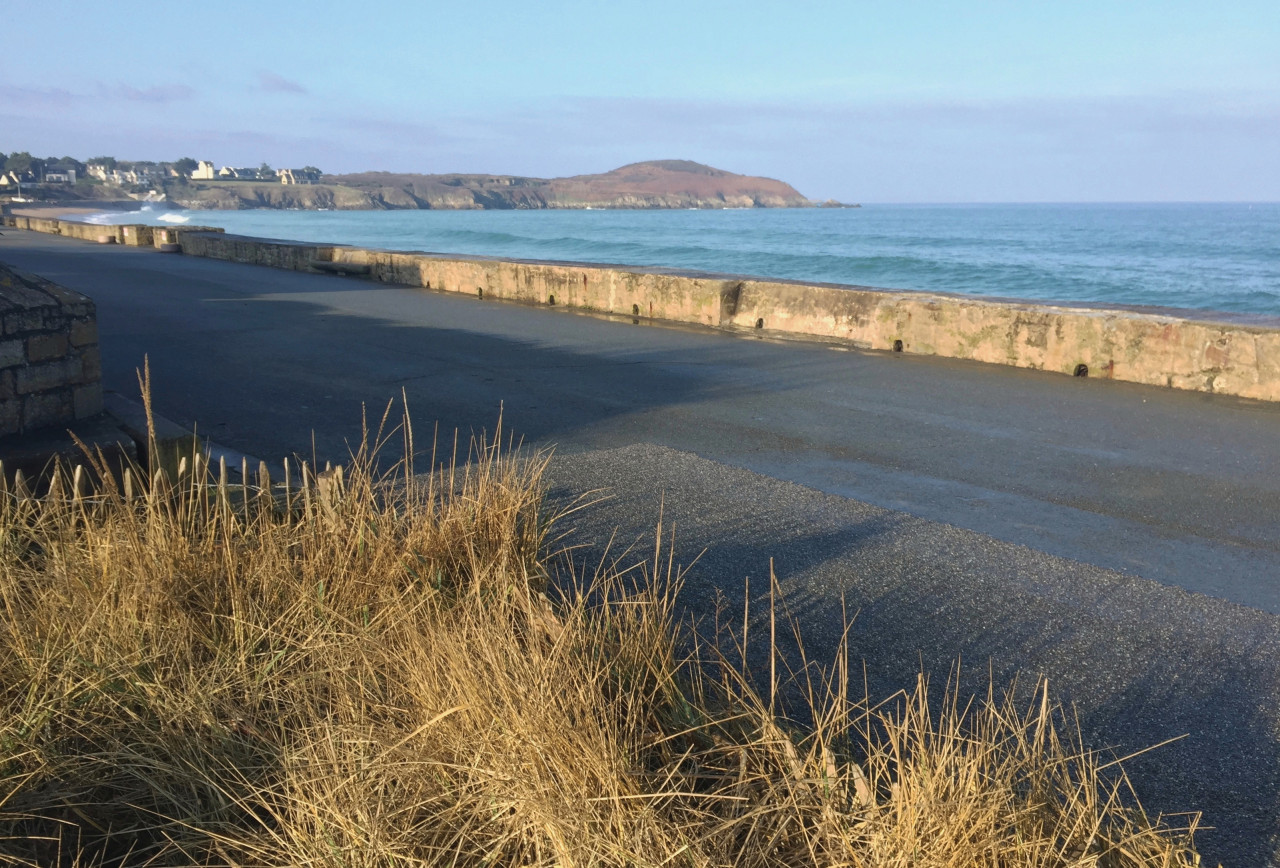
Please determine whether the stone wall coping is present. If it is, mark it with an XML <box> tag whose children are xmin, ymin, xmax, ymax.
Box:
<box><xmin>192</xmin><ymin>230</ymin><xmax>317</xmax><ymax>249</ymax></box>
<box><xmin>0</xmin><ymin>258</ymin><xmax>103</xmax><ymax>437</ymax></box>
<box><xmin>0</xmin><ymin>264</ymin><xmax>95</xmax><ymax>312</ymax></box>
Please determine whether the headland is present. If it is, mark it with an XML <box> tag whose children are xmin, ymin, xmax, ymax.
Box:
<box><xmin>7</xmin><ymin>160</ymin><xmax>827</xmax><ymax>212</ymax></box>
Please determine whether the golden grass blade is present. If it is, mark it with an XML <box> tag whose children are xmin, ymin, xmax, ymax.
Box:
<box><xmin>0</xmin><ymin>398</ymin><xmax>1205</xmax><ymax>868</ymax></box>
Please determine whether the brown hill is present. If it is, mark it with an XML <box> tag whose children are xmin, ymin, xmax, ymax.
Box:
<box><xmin>326</xmin><ymin>160</ymin><xmax>812</xmax><ymax>210</ymax></box>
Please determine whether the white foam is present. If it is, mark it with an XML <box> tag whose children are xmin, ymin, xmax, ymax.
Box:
<box><xmin>79</xmin><ymin>205</ymin><xmax>189</xmax><ymax>225</ymax></box>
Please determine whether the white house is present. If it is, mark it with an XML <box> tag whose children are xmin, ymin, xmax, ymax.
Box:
<box><xmin>217</xmin><ymin>166</ymin><xmax>261</xmax><ymax>180</ymax></box>
<box><xmin>115</xmin><ymin>168</ymin><xmax>150</xmax><ymax>185</ymax></box>
<box><xmin>279</xmin><ymin>168</ymin><xmax>320</xmax><ymax>185</ymax></box>
<box><xmin>192</xmin><ymin>160</ymin><xmax>217</xmax><ymax>180</ymax></box>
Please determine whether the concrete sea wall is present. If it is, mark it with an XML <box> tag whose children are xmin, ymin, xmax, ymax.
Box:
<box><xmin>7</xmin><ymin>214</ymin><xmax>1280</xmax><ymax>402</ymax></box>
<box><xmin>5</xmin><ymin>214</ymin><xmax>157</xmax><ymax>247</ymax></box>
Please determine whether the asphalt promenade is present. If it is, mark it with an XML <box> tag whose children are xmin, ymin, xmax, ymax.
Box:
<box><xmin>2</xmin><ymin>229</ymin><xmax>1279</xmax><ymax>864</ymax></box>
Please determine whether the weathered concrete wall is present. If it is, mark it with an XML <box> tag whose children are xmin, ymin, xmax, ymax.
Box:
<box><xmin>120</xmin><ymin>224</ymin><xmax>155</xmax><ymax>247</ymax></box>
<box><xmin>3</xmin><ymin>216</ymin><xmax>178</xmax><ymax>249</ymax></box>
<box><xmin>331</xmin><ymin>248</ymin><xmax>733</xmax><ymax>327</ymax></box>
<box><xmin>175</xmin><ymin>228</ymin><xmax>320</xmax><ymax>268</ymax></box>
<box><xmin>6</xmin><ymin>216</ymin><xmax>62</xmax><ymax>235</ymax></box>
<box><xmin>7</xmin><ymin>216</ymin><xmax>1280</xmax><ymax>401</ymax></box>
<box><xmin>0</xmin><ymin>261</ymin><xmax>103</xmax><ymax>436</ymax></box>
<box><xmin>58</xmin><ymin>220</ymin><xmax>123</xmax><ymax>245</ymax></box>
<box><xmin>333</xmin><ymin>245</ymin><xmax>1280</xmax><ymax>401</ymax></box>
<box><xmin>723</xmin><ymin>279</ymin><xmax>1280</xmax><ymax>398</ymax></box>
<box><xmin>52</xmin><ymin>221</ymin><xmax>156</xmax><ymax>247</ymax></box>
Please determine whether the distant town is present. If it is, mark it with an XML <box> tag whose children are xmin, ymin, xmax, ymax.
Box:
<box><xmin>0</xmin><ymin>152</ymin><xmax>323</xmax><ymax>202</ymax></box>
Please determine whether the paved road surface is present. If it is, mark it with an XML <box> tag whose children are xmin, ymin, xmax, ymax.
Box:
<box><xmin>3</xmin><ymin>230</ymin><xmax>1279</xmax><ymax>864</ymax></box>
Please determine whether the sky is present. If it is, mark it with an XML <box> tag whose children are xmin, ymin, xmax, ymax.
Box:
<box><xmin>3</xmin><ymin>0</ymin><xmax>1278</xmax><ymax>202</ymax></box>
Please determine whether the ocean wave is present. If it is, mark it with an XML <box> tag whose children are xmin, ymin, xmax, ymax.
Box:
<box><xmin>82</xmin><ymin>211</ymin><xmax>126</xmax><ymax>225</ymax></box>
<box><xmin>81</xmin><ymin>205</ymin><xmax>188</xmax><ymax>225</ymax></box>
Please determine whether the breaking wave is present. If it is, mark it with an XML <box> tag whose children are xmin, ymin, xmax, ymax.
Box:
<box><xmin>82</xmin><ymin>205</ymin><xmax>189</xmax><ymax>225</ymax></box>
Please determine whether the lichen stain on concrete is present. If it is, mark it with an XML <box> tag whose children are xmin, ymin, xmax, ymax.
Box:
<box><xmin>1203</xmin><ymin>339</ymin><xmax>1231</xmax><ymax>369</ymax></box>
<box><xmin>1015</xmin><ymin>315</ymin><xmax>1052</xmax><ymax>351</ymax></box>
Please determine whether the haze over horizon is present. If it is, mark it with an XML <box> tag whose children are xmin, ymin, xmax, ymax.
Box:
<box><xmin>3</xmin><ymin>0</ymin><xmax>1277</xmax><ymax>203</ymax></box>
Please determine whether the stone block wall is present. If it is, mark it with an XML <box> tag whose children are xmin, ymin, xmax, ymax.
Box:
<box><xmin>0</xmin><ymin>262</ymin><xmax>103</xmax><ymax>436</ymax></box>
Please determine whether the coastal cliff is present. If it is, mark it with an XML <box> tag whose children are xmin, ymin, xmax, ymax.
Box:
<box><xmin>164</xmin><ymin>160</ymin><xmax>813</xmax><ymax>211</ymax></box>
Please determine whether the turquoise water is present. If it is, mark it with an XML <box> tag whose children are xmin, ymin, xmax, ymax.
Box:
<box><xmin>94</xmin><ymin>204</ymin><xmax>1280</xmax><ymax>316</ymax></box>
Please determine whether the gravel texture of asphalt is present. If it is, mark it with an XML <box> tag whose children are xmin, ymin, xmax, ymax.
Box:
<box><xmin>546</xmin><ymin>444</ymin><xmax>1280</xmax><ymax>866</ymax></box>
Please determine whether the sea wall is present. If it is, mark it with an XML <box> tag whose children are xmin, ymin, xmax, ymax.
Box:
<box><xmin>7</xmin><ymin>216</ymin><xmax>1280</xmax><ymax>402</ymax></box>
<box><xmin>724</xmin><ymin>279</ymin><xmax>1280</xmax><ymax>398</ymax></box>
<box><xmin>5</xmin><ymin>214</ymin><xmax>158</xmax><ymax>247</ymax></box>
<box><xmin>0</xmin><ymin>262</ymin><xmax>103</xmax><ymax>436</ymax></box>
<box><xmin>175</xmin><ymin>228</ymin><xmax>326</xmax><ymax>269</ymax></box>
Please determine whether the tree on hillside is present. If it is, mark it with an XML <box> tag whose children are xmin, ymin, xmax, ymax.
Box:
<box><xmin>4</xmin><ymin>152</ymin><xmax>43</xmax><ymax>178</ymax></box>
<box><xmin>89</xmin><ymin>156</ymin><xmax>118</xmax><ymax>170</ymax></box>
<box><xmin>302</xmin><ymin>165</ymin><xmax>323</xmax><ymax>176</ymax></box>
<box><xmin>259</xmin><ymin>162</ymin><xmax>275</xmax><ymax>178</ymax></box>
<box><xmin>172</xmin><ymin>157</ymin><xmax>198</xmax><ymax>177</ymax></box>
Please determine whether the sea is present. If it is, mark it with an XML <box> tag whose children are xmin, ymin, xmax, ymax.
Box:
<box><xmin>86</xmin><ymin>204</ymin><xmax>1280</xmax><ymax>317</ymax></box>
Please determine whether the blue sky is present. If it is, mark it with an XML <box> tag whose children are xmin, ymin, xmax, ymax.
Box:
<box><xmin>3</xmin><ymin>0</ymin><xmax>1277</xmax><ymax>201</ymax></box>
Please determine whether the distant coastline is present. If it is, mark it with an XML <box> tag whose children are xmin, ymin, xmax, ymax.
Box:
<box><xmin>10</xmin><ymin>161</ymin><xmax>860</xmax><ymax>213</ymax></box>
<box><xmin>164</xmin><ymin>160</ymin><xmax>837</xmax><ymax>212</ymax></box>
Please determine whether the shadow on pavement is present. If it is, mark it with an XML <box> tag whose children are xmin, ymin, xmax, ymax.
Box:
<box><xmin>99</xmin><ymin>291</ymin><xmax>725</xmax><ymax>464</ymax></box>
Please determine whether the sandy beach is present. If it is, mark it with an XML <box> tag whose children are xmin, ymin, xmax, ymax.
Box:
<box><xmin>4</xmin><ymin>201</ymin><xmax>142</xmax><ymax>219</ymax></box>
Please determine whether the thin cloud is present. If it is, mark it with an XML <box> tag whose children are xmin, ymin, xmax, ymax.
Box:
<box><xmin>257</xmin><ymin>71</ymin><xmax>308</xmax><ymax>95</ymax></box>
<box><xmin>458</xmin><ymin>92</ymin><xmax>1280</xmax><ymax>163</ymax></box>
<box><xmin>101</xmin><ymin>82</ymin><xmax>196</xmax><ymax>103</ymax></box>
<box><xmin>1</xmin><ymin>81</ymin><xmax>194</xmax><ymax>109</ymax></box>
<box><xmin>0</xmin><ymin>85</ymin><xmax>81</xmax><ymax>107</ymax></box>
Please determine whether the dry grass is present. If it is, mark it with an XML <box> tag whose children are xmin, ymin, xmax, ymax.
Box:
<box><xmin>0</xmin><ymin>404</ymin><xmax>1204</xmax><ymax>866</ymax></box>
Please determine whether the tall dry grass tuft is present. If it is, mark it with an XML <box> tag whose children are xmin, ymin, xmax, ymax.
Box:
<box><xmin>0</xmin><ymin>403</ymin><xmax>1203</xmax><ymax>866</ymax></box>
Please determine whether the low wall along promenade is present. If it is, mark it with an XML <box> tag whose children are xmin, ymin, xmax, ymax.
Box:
<box><xmin>6</xmin><ymin>214</ymin><xmax>1280</xmax><ymax>402</ymax></box>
